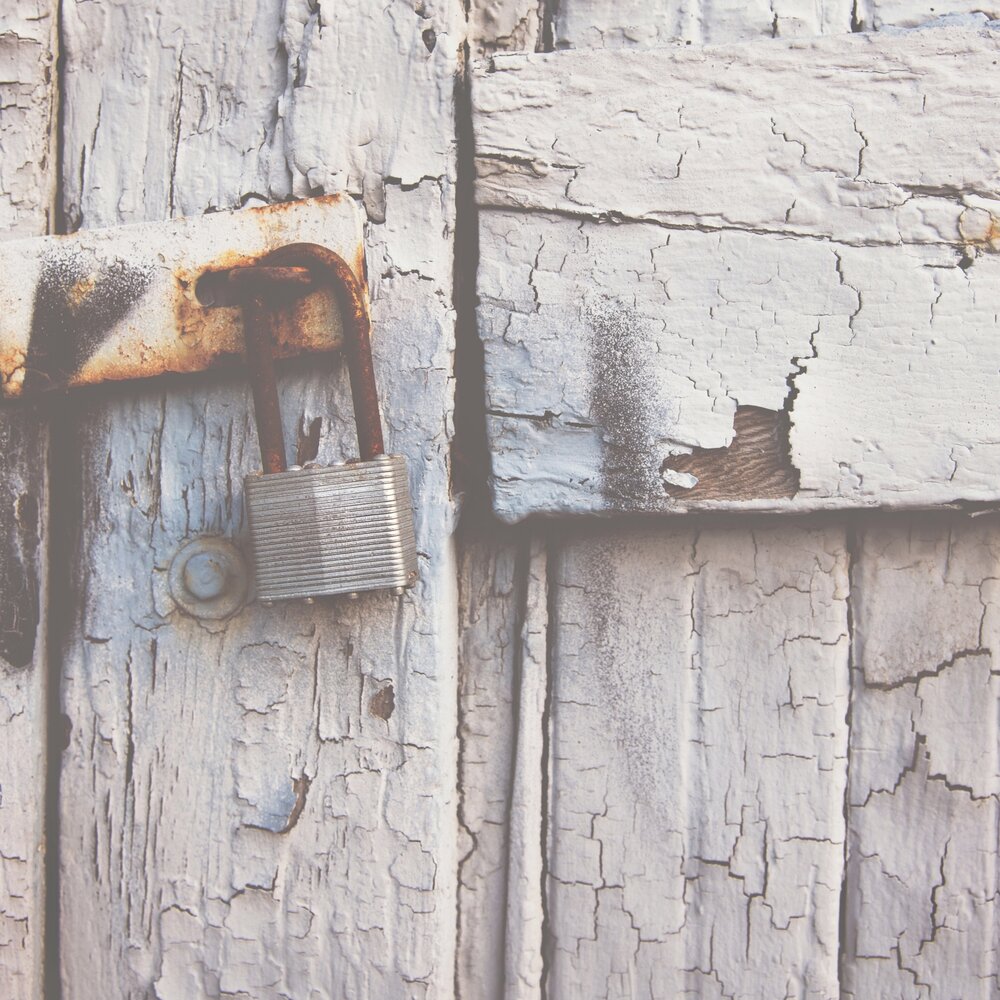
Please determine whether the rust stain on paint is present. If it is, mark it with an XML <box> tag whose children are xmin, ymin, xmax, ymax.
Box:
<box><xmin>369</xmin><ymin>682</ymin><xmax>395</xmax><ymax>721</ymax></box>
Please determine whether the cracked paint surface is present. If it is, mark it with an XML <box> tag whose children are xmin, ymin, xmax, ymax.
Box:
<box><xmin>543</xmin><ymin>524</ymin><xmax>850</xmax><ymax>998</ymax></box>
<box><xmin>473</xmin><ymin>23</ymin><xmax>1000</xmax><ymax>519</ymax></box>
<box><xmin>844</xmin><ymin>516</ymin><xmax>1000</xmax><ymax>998</ymax></box>
<box><xmin>0</xmin><ymin>2</ymin><xmax>55</xmax><ymax>995</ymax></box>
<box><xmin>53</xmin><ymin>0</ymin><xmax>462</xmax><ymax>997</ymax></box>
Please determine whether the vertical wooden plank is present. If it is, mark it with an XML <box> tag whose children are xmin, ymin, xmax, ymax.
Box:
<box><xmin>843</xmin><ymin>515</ymin><xmax>1000</xmax><ymax>998</ymax></box>
<box><xmin>57</xmin><ymin>1</ymin><xmax>462</xmax><ymax>996</ymax></box>
<box><xmin>0</xmin><ymin>3</ymin><xmax>57</xmax><ymax>996</ymax></box>
<box><xmin>456</xmin><ymin>532</ymin><xmax>547</xmax><ymax>1000</ymax></box>
<box><xmin>456</xmin><ymin>534</ymin><xmax>521</xmax><ymax>1000</ymax></box>
<box><xmin>503</xmin><ymin>539</ymin><xmax>547</xmax><ymax>1000</ymax></box>
<box><xmin>547</xmin><ymin>522</ymin><xmax>850</xmax><ymax>998</ymax></box>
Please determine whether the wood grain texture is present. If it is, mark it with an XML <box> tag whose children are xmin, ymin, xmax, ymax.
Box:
<box><xmin>844</xmin><ymin>515</ymin><xmax>1000</xmax><ymax>998</ymax></box>
<box><xmin>468</xmin><ymin>0</ymin><xmax>543</xmax><ymax>56</ymax></box>
<box><xmin>455</xmin><ymin>532</ymin><xmax>547</xmax><ymax>1000</ymax></box>
<box><xmin>545</xmin><ymin>522</ymin><xmax>850</xmax><ymax>998</ymax></box>
<box><xmin>57</xmin><ymin>1</ymin><xmax>462</xmax><ymax>997</ymax></box>
<box><xmin>0</xmin><ymin>2</ymin><xmax>57</xmax><ymax>995</ymax></box>
<box><xmin>473</xmin><ymin>25</ymin><xmax>1000</xmax><ymax>520</ymax></box>
<box><xmin>662</xmin><ymin>406</ymin><xmax>798</xmax><ymax>501</ymax></box>
<box><xmin>456</xmin><ymin>535</ymin><xmax>521</xmax><ymax>1000</ymax></box>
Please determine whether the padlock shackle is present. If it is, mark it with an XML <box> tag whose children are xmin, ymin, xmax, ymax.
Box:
<box><xmin>233</xmin><ymin>243</ymin><xmax>386</xmax><ymax>474</ymax></box>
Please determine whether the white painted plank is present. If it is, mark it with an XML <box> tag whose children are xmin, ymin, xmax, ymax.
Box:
<box><xmin>546</xmin><ymin>522</ymin><xmax>849</xmax><ymax>998</ymax></box>
<box><xmin>0</xmin><ymin>2</ymin><xmax>57</xmax><ymax>996</ymax></box>
<box><xmin>860</xmin><ymin>1</ymin><xmax>1000</xmax><ymax>30</ymax></box>
<box><xmin>475</xmin><ymin>27</ymin><xmax>1000</xmax><ymax>247</ymax></box>
<box><xmin>57</xmin><ymin>1</ymin><xmax>462</xmax><ymax>997</ymax></box>
<box><xmin>555</xmin><ymin>0</ymin><xmax>852</xmax><ymax>49</ymax></box>
<box><xmin>844</xmin><ymin>515</ymin><xmax>1000</xmax><ymax>997</ymax></box>
<box><xmin>503</xmin><ymin>538</ymin><xmax>546</xmax><ymax>1000</ymax></box>
<box><xmin>472</xmin><ymin>26</ymin><xmax>1000</xmax><ymax>520</ymax></box>
<box><xmin>456</xmin><ymin>536</ymin><xmax>521</xmax><ymax>1000</ymax></box>
<box><xmin>455</xmin><ymin>532</ymin><xmax>546</xmax><ymax>1000</ymax></box>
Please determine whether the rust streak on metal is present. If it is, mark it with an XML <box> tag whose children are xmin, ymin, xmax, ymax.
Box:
<box><xmin>227</xmin><ymin>242</ymin><xmax>383</xmax><ymax>472</ymax></box>
<box><xmin>259</xmin><ymin>243</ymin><xmax>384</xmax><ymax>461</ymax></box>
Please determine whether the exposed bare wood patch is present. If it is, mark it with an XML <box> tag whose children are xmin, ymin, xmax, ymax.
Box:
<box><xmin>662</xmin><ymin>406</ymin><xmax>798</xmax><ymax>500</ymax></box>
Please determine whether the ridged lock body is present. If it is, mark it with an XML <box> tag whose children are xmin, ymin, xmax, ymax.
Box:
<box><xmin>245</xmin><ymin>454</ymin><xmax>418</xmax><ymax>601</ymax></box>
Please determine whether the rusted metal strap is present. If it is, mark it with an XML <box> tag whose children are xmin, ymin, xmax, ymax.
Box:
<box><xmin>0</xmin><ymin>195</ymin><xmax>366</xmax><ymax>398</ymax></box>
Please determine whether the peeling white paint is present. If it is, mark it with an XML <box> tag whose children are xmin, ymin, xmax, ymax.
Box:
<box><xmin>56</xmin><ymin>1</ymin><xmax>462</xmax><ymax>997</ymax></box>
<box><xmin>0</xmin><ymin>3</ymin><xmax>56</xmax><ymax>996</ymax></box>
<box><xmin>473</xmin><ymin>25</ymin><xmax>1000</xmax><ymax>519</ymax></box>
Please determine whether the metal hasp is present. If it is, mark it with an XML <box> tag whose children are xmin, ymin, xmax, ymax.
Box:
<box><xmin>229</xmin><ymin>243</ymin><xmax>418</xmax><ymax>603</ymax></box>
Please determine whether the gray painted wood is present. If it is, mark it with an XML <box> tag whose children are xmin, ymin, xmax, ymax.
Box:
<box><xmin>845</xmin><ymin>515</ymin><xmax>1000</xmax><ymax>998</ymax></box>
<box><xmin>545</xmin><ymin>523</ymin><xmax>850</xmax><ymax>998</ymax></box>
<box><xmin>0</xmin><ymin>3</ymin><xmax>57</xmax><ymax>996</ymax></box>
<box><xmin>456</xmin><ymin>5</ymin><xmax>1000</xmax><ymax>999</ymax></box>
<box><xmin>56</xmin><ymin>2</ymin><xmax>462</xmax><ymax>996</ymax></box>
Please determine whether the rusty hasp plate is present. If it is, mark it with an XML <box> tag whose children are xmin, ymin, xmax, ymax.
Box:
<box><xmin>0</xmin><ymin>194</ymin><xmax>367</xmax><ymax>397</ymax></box>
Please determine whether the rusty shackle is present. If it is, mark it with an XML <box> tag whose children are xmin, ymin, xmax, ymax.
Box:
<box><xmin>226</xmin><ymin>243</ymin><xmax>385</xmax><ymax>474</ymax></box>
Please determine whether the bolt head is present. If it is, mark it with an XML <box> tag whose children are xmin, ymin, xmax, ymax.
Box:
<box><xmin>169</xmin><ymin>536</ymin><xmax>249</xmax><ymax>620</ymax></box>
<box><xmin>182</xmin><ymin>551</ymin><xmax>230</xmax><ymax>601</ymax></box>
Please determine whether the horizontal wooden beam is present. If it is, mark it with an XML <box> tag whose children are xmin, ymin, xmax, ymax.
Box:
<box><xmin>472</xmin><ymin>24</ymin><xmax>1000</xmax><ymax>520</ymax></box>
<box><xmin>0</xmin><ymin>195</ymin><xmax>364</xmax><ymax>397</ymax></box>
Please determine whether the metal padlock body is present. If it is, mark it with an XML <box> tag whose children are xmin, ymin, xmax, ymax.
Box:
<box><xmin>245</xmin><ymin>455</ymin><xmax>417</xmax><ymax>601</ymax></box>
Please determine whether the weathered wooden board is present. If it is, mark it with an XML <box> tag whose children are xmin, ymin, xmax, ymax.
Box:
<box><xmin>0</xmin><ymin>197</ymin><xmax>363</xmax><ymax>397</ymax></box>
<box><xmin>545</xmin><ymin>522</ymin><xmax>850</xmax><ymax>997</ymax></box>
<box><xmin>844</xmin><ymin>515</ymin><xmax>1000</xmax><ymax>998</ymax></box>
<box><xmin>554</xmin><ymin>0</ymin><xmax>853</xmax><ymax>49</ymax></box>
<box><xmin>56</xmin><ymin>1</ymin><xmax>462</xmax><ymax>997</ymax></box>
<box><xmin>455</xmin><ymin>4</ymin><xmax>1000</xmax><ymax>999</ymax></box>
<box><xmin>0</xmin><ymin>2</ymin><xmax>56</xmax><ymax>996</ymax></box>
<box><xmin>456</xmin><ymin>535</ymin><xmax>521</xmax><ymax>1000</ymax></box>
<box><xmin>455</xmin><ymin>532</ymin><xmax>547</xmax><ymax>1000</ymax></box>
<box><xmin>473</xmin><ymin>25</ymin><xmax>1000</xmax><ymax>520</ymax></box>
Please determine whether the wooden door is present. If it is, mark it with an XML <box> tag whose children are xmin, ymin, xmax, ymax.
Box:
<box><xmin>1</xmin><ymin>2</ymin><xmax>999</xmax><ymax>999</ymax></box>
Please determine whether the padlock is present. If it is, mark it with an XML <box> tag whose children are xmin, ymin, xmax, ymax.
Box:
<box><xmin>231</xmin><ymin>242</ymin><xmax>418</xmax><ymax>603</ymax></box>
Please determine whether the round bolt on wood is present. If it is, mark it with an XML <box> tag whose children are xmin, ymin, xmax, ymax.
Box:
<box><xmin>169</xmin><ymin>537</ymin><xmax>249</xmax><ymax>620</ymax></box>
